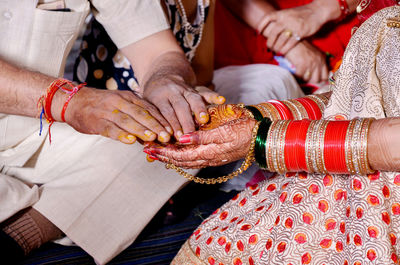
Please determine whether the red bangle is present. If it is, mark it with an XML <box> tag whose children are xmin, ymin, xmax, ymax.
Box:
<box><xmin>337</xmin><ymin>0</ymin><xmax>350</xmax><ymax>21</ymax></box>
<box><xmin>284</xmin><ymin>119</ymin><xmax>310</xmax><ymax>172</ymax></box>
<box><xmin>295</xmin><ymin>98</ymin><xmax>322</xmax><ymax>120</ymax></box>
<box><xmin>268</xmin><ymin>100</ymin><xmax>293</xmax><ymax>120</ymax></box>
<box><xmin>61</xmin><ymin>83</ymin><xmax>86</xmax><ymax>122</ymax></box>
<box><xmin>324</xmin><ymin>121</ymin><xmax>349</xmax><ymax>174</ymax></box>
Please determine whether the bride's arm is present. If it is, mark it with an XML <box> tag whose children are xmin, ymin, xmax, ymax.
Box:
<box><xmin>368</xmin><ymin>118</ymin><xmax>400</xmax><ymax>172</ymax></box>
<box><xmin>145</xmin><ymin>116</ymin><xmax>400</xmax><ymax>173</ymax></box>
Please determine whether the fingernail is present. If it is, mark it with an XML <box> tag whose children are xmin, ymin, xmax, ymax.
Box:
<box><xmin>179</xmin><ymin>134</ymin><xmax>192</xmax><ymax>144</ymax></box>
<box><xmin>158</xmin><ymin>131</ymin><xmax>170</xmax><ymax>142</ymax></box>
<box><xmin>126</xmin><ymin>135</ymin><xmax>136</xmax><ymax>142</ymax></box>
<box><xmin>176</xmin><ymin>130</ymin><xmax>183</xmax><ymax>139</ymax></box>
<box><xmin>166</xmin><ymin>126</ymin><xmax>173</xmax><ymax>135</ymax></box>
<box><xmin>217</xmin><ymin>96</ymin><xmax>226</xmax><ymax>104</ymax></box>
<box><xmin>145</xmin><ymin>130</ymin><xmax>155</xmax><ymax>138</ymax></box>
<box><xmin>199</xmin><ymin>112</ymin><xmax>209</xmax><ymax>123</ymax></box>
<box><xmin>146</xmin><ymin>155</ymin><xmax>155</xmax><ymax>162</ymax></box>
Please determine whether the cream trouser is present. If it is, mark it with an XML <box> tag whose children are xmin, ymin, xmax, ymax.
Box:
<box><xmin>0</xmin><ymin>64</ymin><xmax>301</xmax><ymax>264</ymax></box>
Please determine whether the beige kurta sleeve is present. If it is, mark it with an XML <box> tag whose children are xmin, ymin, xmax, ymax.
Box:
<box><xmin>91</xmin><ymin>0</ymin><xmax>170</xmax><ymax>48</ymax></box>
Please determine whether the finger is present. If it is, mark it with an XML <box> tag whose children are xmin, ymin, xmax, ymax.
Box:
<box><xmin>272</xmin><ymin>30</ymin><xmax>291</xmax><ymax>54</ymax></box>
<box><xmin>183</xmin><ymin>91</ymin><xmax>209</xmax><ymax>124</ymax></box>
<box><xmin>195</xmin><ymin>86</ymin><xmax>226</xmax><ymax>105</ymax></box>
<box><xmin>155</xmin><ymin>153</ymin><xmax>209</xmax><ymax>169</ymax></box>
<box><xmin>121</xmin><ymin>93</ymin><xmax>173</xmax><ymax>141</ymax></box>
<box><xmin>169</xmin><ymin>95</ymin><xmax>196</xmax><ymax>134</ymax></box>
<box><xmin>157</xmin><ymin>101</ymin><xmax>184</xmax><ymax>140</ymax></box>
<box><xmin>279</xmin><ymin>36</ymin><xmax>299</xmax><ymax>55</ymax></box>
<box><xmin>148</xmin><ymin>143</ymin><xmax>226</xmax><ymax>162</ymax></box>
<box><xmin>310</xmin><ymin>66</ymin><xmax>320</xmax><ymax>84</ymax></box>
<box><xmin>258</xmin><ymin>13</ymin><xmax>276</xmax><ymax>34</ymax></box>
<box><xmin>131</xmin><ymin>97</ymin><xmax>174</xmax><ymax>135</ymax></box>
<box><xmin>264</xmin><ymin>22</ymin><xmax>284</xmax><ymax>50</ymax></box>
<box><xmin>303</xmin><ymin>69</ymin><xmax>311</xmax><ymax>82</ymax></box>
<box><xmin>321</xmin><ymin>63</ymin><xmax>329</xmax><ymax>82</ymax></box>
<box><xmin>109</xmin><ymin>111</ymin><xmax>158</xmax><ymax>142</ymax></box>
<box><xmin>179</xmin><ymin>118</ymin><xmax>251</xmax><ymax>145</ymax></box>
<box><xmin>99</xmin><ymin>120</ymin><xmax>137</xmax><ymax>144</ymax></box>
<box><xmin>115</xmin><ymin>104</ymin><xmax>171</xmax><ymax>143</ymax></box>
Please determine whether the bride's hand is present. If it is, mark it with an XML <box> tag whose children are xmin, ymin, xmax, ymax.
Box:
<box><xmin>144</xmin><ymin>117</ymin><xmax>257</xmax><ymax>168</ymax></box>
<box><xmin>197</xmin><ymin>104</ymin><xmax>249</xmax><ymax>131</ymax></box>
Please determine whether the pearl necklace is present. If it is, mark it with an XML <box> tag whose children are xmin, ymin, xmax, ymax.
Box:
<box><xmin>176</xmin><ymin>0</ymin><xmax>206</xmax><ymax>60</ymax></box>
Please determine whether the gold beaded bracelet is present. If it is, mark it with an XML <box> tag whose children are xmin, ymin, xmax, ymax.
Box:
<box><xmin>165</xmin><ymin>121</ymin><xmax>261</xmax><ymax>184</ymax></box>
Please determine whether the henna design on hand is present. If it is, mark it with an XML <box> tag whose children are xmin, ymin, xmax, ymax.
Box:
<box><xmin>146</xmin><ymin>117</ymin><xmax>257</xmax><ymax>168</ymax></box>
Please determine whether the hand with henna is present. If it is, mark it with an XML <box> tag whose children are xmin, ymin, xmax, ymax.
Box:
<box><xmin>144</xmin><ymin>116</ymin><xmax>257</xmax><ymax>169</ymax></box>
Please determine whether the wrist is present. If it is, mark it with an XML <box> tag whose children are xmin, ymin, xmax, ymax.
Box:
<box><xmin>309</xmin><ymin>0</ymin><xmax>342</xmax><ymax>25</ymax></box>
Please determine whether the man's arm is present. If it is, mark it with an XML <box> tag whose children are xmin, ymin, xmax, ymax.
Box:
<box><xmin>121</xmin><ymin>29</ymin><xmax>222</xmax><ymax>139</ymax></box>
<box><xmin>0</xmin><ymin>58</ymin><xmax>172</xmax><ymax>144</ymax></box>
<box><xmin>0</xmin><ymin>59</ymin><xmax>57</xmax><ymax>118</ymax></box>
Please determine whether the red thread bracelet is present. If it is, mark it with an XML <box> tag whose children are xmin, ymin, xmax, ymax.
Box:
<box><xmin>37</xmin><ymin>79</ymin><xmax>85</xmax><ymax>143</ymax></box>
<box><xmin>61</xmin><ymin>82</ymin><xmax>86</xmax><ymax>122</ymax></box>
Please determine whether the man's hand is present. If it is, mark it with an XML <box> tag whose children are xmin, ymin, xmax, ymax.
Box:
<box><xmin>260</xmin><ymin>0</ymin><xmax>344</xmax><ymax>54</ymax></box>
<box><xmin>64</xmin><ymin>86</ymin><xmax>172</xmax><ymax>144</ymax></box>
<box><xmin>285</xmin><ymin>41</ymin><xmax>329</xmax><ymax>83</ymax></box>
<box><xmin>143</xmin><ymin>73</ymin><xmax>224</xmax><ymax>139</ymax></box>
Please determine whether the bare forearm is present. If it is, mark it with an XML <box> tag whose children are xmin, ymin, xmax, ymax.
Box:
<box><xmin>310</xmin><ymin>0</ymin><xmax>358</xmax><ymax>24</ymax></box>
<box><xmin>220</xmin><ymin>0</ymin><xmax>275</xmax><ymax>30</ymax></box>
<box><xmin>0</xmin><ymin>59</ymin><xmax>61</xmax><ymax>118</ymax></box>
<box><xmin>368</xmin><ymin>118</ymin><xmax>400</xmax><ymax>172</ymax></box>
<box><xmin>142</xmin><ymin>51</ymin><xmax>196</xmax><ymax>90</ymax></box>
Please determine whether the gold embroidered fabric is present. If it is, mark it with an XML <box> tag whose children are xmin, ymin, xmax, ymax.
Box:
<box><xmin>172</xmin><ymin>6</ymin><xmax>400</xmax><ymax>265</ymax></box>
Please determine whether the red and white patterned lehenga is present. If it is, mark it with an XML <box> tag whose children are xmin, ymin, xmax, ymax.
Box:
<box><xmin>172</xmin><ymin>1</ymin><xmax>400</xmax><ymax>264</ymax></box>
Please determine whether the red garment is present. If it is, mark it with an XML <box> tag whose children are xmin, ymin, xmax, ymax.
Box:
<box><xmin>356</xmin><ymin>0</ymin><xmax>399</xmax><ymax>24</ymax></box>
<box><xmin>214</xmin><ymin>0</ymin><xmax>359</xmax><ymax>70</ymax></box>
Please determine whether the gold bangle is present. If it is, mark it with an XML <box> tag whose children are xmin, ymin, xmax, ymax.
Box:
<box><xmin>266</xmin><ymin>121</ymin><xmax>278</xmax><ymax>172</ymax></box>
<box><xmin>310</xmin><ymin>120</ymin><xmax>323</xmax><ymax>174</ymax></box>
<box><xmin>237</xmin><ymin>103</ymin><xmax>255</xmax><ymax>119</ymax></box>
<box><xmin>345</xmin><ymin>119</ymin><xmax>357</xmax><ymax>174</ymax></box>
<box><xmin>316</xmin><ymin>120</ymin><xmax>329</xmax><ymax>174</ymax></box>
<box><xmin>306</xmin><ymin>95</ymin><xmax>328</xmax><ymax>114</ymax></box>
<box><xmin>289</xmin><ymin>99</ymin><xmax>308</xmax><ymax>119</ymax></box>
<box><xmin>351</xmin><ymin>119</ymin><xmax>363</xmax><ymax>175</ymax></box>
<box><xmin>360</xmin><ymin>118</ymin><xmax>375</xmax><ymax>175</ymax></box>
<box><xmin>256</xmin><ymin>104</ymin><xmax>274</xmax><ymax>120</ymax></box>
<box><xmin>282</xmin><ymin>100</ymin><xmax>303</xmax><ymax>120</ymax></box>
<box><xmin>252</xmin><ymin>104</ymin><xmax>269</xmax><ymax>118</ymax></box>
<box><xmin>277</xmin><ymin>120</ymin><xmax>290</xmax><ymax>174</ymax></box>
<box><xmin>271</xmin><ymin>121</ymin><xmax>284</xmax><ymax>172</ymax></box>
<box><xmin>305</xmin><ymin>120</ymin><xmax>318</xmax><ymax>173</ymax></box>
<box><xmin>260</xmin><ymin>102</ymin><xmax>280</xmax><ymax>121</ymax></box>
<box><xmin>165</xmin><ymin>122</ymin><xmax>260</xmax><ymax>184</ymax></box>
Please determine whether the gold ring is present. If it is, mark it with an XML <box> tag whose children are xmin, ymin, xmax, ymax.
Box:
<box><xmin>283</xmin><ymin>29</ymin><xmax>292</xmax><ymax>37</ymax></box>
<box><xmin>304</xmin><ymin>70</ymin><xmax>311</xmax><ymax>80</ymax></box>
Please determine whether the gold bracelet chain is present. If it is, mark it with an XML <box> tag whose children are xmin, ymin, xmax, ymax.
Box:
<box><xmin>165</xmin><ymin>121</ymin><xmax>260</xmax><ymax>184</ymax></box>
